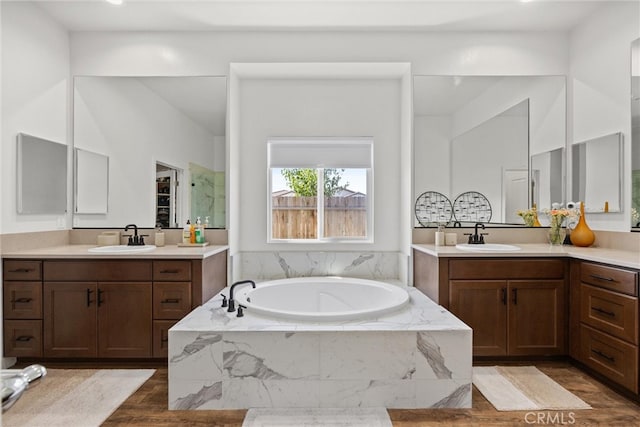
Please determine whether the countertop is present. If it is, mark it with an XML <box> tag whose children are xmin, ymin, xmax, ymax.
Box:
<box><xmin>412</xmin><ymin>243</ymin><xmax>640</xmax><ymax>270</ymax></box>
<box><xmin>1</xmin><ymin>244</ymin><xmax>229</xmax><ymax>260</ymax></box>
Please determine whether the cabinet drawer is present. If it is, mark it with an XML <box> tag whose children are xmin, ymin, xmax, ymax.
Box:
<box><xmin>3</xmin><ymin>282</ymin><xmax>42</xmax><ymax>319</ymax></box>
<box><xmin>3</xmin><ymin>260</ymin><xmax>41</xmax><ymax>281</ymax></box>
<box><xmin>580</xmin><ymin>324</ymin><xmax>638</xmax><ymax>393</ymax></box>
<box><xmin>580</xmin><ymin>284</ymin><xmax>638</xmax><ymax>344</ymax></box>
<box><xmin>580</xmin><ymin>262</ymin><xmax>637</xmax><ymax>296</ymax></box>
<box><xmin>153</xmin><ymin>261</ymin><xmax>191</xmax><ymax>281</ymax></box>
<box><xmin>153</xmin><ymin>320</ymin><xmax>177</xmax><ymax>358</ymax></box>
<box><xmin>43</xmin><ymin>260</ymin><xmax>152</xmax><ymax>281</ymax></box>
<box><xmin>153</xmin><ymin>282</ymin><xmax>192</xmax><ymax>319</ymax></box>
<box><xmin>449</xmin><ymin>259</ymin><xmax>565</xmax><ymax>280</ymax></box>
<box><xmin>4</xmin><ymin>320</ymin><xmax>42</xmax><ymax>357</ymax></box>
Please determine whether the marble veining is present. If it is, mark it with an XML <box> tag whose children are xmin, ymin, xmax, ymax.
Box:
<box><xmin>169</xmin><ymin>285</ymin><xmax>471</xmax><ymax>409</ymax></box>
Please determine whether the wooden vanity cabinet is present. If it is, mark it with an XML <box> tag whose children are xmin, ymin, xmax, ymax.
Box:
<box><xmin>2</xmin><ymin>250</ymin><xmax>227</xmax><ymax>360</ymax></box>
<box><xmin>570</xmin><ymin>260</ymin><xmax>639</xmax><ymax>393</ymax></box>
<box><xmin>415</xmin><ymin>252</ymin><xmax>568</xmax><ymax>357</ymax></box>
<box><xmin>3</xmin><ymin>260</ymin><xmax>43</xmax><ymax>357</ymax></box>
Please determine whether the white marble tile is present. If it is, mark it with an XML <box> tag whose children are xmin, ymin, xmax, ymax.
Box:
<box><xmin>223</xmin><ymin>379</ymin><xmax>321</xmax><ymax>409</ymax></box>
<box><xmin>223</xmin><ymin>332</ymin><xmax>320</xmax><ymax>380</ymax></box>
<box><xmin>242</xmin><ymin>407</ymin><xmax>392</xmax><ymax>427</ymax></box>
<box><xmin>320</xmin><ymin>332</ymin><xmax>415</xmax><ymax>380</ymax></box>
<box><xmin>168</xmin><ymin>331</ymin><xmax>223</xmax><ymax>382</ymax></box>
<box><xmin>414</xmin><ymin>380</ymin><xmax>472</xmax><ymax>408</ymax></box>
<box><xmin>318</xmin><ymin>380</ymin><xmax>416</xmax><ymax>408</ymax></box>
<box><xmin>414</xmin><ymin>331</ymin><xmax>472</xmax><ymax>380</ymax></box>
<box><xmin>169</xmin><ymin>379</ymin><xmax>223</xmax><ymax>410</ymax></box>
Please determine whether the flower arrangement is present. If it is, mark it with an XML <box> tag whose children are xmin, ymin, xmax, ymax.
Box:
<box><xmin>542</xmin><ymin>206</ymin><xmax>579</xmax><ymax>245</ymax></box>
<box><xmin>516</xmin><ymin>207</ymin><xmax>538</xmax><ymax>227</ymax></box>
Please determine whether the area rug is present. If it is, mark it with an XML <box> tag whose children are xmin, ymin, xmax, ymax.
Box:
<box><xmin>242</xmin><ymin>407</ymin><xmax>393</xmax><ymax>427</ymax></box>
<box><xmin>473</xmin><ymin>366</ymin><xmax>592</xmax><ymax>411</ymax></box>
<box><xmin>2</xmin><ymin>368</ymin><xmax>155</xmax><ymax>427</ymax></box>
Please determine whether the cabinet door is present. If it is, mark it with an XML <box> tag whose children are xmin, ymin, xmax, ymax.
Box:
<box><xmin>508</xmin><ymin>280</ymin><xmax>566</xmax><ymax>356</ymax></box>
<box><xmin>44</xmin><ymin>282</ymin><xmax>97</xmax><ymax>357</ymax></box>
<box><xmin>450</xmin><ymin>280</ymin><xmax>507</xmax><ymax>356</ymax></box>
<box><xmin>98</xmin><ymin>282</ymin><xmax>152</xmax><ymax>358</ymax></box>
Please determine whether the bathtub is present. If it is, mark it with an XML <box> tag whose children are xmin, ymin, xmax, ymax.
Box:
<box><xmin>233</xmin><ymin>276</ymin><xmax>410</xmax><ymax>321</ymax></box>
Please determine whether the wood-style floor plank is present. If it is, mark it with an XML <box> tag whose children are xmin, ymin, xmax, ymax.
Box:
<box><xmin>17</xmin><ymin>361</ymin><xmax>640</xmax><ymax>426</ymax></box>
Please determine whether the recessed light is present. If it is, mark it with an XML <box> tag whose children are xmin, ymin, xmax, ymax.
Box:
<box><xmin>105</xmin><ymin>0</ymin><xmax>124</xmax><ymax>5</ymax></box>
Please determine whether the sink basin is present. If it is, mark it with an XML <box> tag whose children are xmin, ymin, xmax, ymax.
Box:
<box><xmin>88</xmin><ymin>245</ymin><xmax>156</xmax><ymax>254</ymax></box>
<box><xmin>455</xmin><ymin>243</ymin><xmax>521</xmax><ymax>252</ymax></box>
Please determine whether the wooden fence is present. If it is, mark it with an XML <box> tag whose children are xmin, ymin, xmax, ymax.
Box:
<box><xmin>272</xmin><ymin>196</ymin><xmax>367</xmax><ymax>239</ymax></box>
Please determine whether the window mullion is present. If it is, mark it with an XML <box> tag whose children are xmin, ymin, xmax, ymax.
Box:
<box><xmin>317</xmin><ymin>168</ymin><xmax>324</xmax><ymax>240</ymax></box>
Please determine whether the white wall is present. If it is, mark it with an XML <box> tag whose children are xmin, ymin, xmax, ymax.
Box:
<box><xmin>73</xmin><ymin>77</ymin><xmax>217</xmax><ymax>227</ymax></box>
<box><xmin>237</xmin><ymin>78</ymin><xmax>401</xmax><ymax>252</ymax></box>
<box><xmin>569</xmin><ymin>1</ymin><xmax>640</xmax><ymax>231</ymax></box>
<box><xmin>1</xmin><ymin>2</ymin><xmax>70</xmax><ymax>234</ymax></box>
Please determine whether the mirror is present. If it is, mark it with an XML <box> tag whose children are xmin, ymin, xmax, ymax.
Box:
<box><xmin>74</xmin><ymin>148</ymin><xmax>108</xmax><ymax>214</ymax></box>
<box><xmin>632</xmin><ymin>38</ymin><xmax>640</xmax><ymax>228</ymax></box>
<box><xmin>17</xmin><ymin>133</ymin><xmax>68</xmax><ymax>214</ymax></box>
<box><xmin>413</xmin><ymin>76</ymin><xmax>566</xmax><ymax>226</ymax></box>
<box><xmin>531</xmin><ymin>147</ymin><xmax>565</xmax><ymax>212</ymax></box>
<box><xmin>572</xmin><ymin>132</ymin><xmax>623</xmax><ymax>213</ymax></box>
<box><xmin>73</xmin><ymin>76</ymin><xmax>226</xmax><ymax>228</ymax></box>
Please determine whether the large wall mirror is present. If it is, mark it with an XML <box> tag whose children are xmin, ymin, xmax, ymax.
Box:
<box><xmin>632</xmin><ymin>38</ymin><xmax>640</xmax><ymax>229</ymax></box>
<box><xmin>413</xmin><ymin>76</ymin><xmax>566</xmax><ymax>226</ymax></box>
<box><xmin>73</xmin><ymin>76</ymin><xmax>227</xmax><ymax>228</ymax></box>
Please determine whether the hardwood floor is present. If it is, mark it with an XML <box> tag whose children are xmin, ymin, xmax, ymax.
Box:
<box><xmin>96</xmin><ymin>361</ymin><xmax>640</xmax><ymax>426</ymax></box>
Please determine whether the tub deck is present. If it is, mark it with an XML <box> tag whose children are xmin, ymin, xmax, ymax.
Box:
<box><xmin>168</xmin><ymin>287</ymin><xmax>472</xmax><ymax>409</ymax></box>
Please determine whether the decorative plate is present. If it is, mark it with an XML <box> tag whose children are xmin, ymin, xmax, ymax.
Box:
<box><xmin>414</xmin><ymin>191</ymin><xmax>453</xmax><ymax>226</ymax></box>
<box><xmin>452</xmin><ymin>191</ymin><xmax>492</xmax><ymax>223</ymax></box>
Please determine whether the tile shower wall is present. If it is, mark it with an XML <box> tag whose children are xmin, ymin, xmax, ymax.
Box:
<box><xmin>235</xmin><ymin>251</ymin><xmax>403</xmax><ymax>282</ymax></box>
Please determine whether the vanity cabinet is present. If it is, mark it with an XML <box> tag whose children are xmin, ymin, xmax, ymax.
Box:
<box><xmin>570</xmin><ymin>260</ymin><xmax>639</xmax><ymax>393</ymax></box>
<box><xmin>414</xmin><ymin>252</ymin><xmax>568</xmax><ymax>357</ymax></box>
<box><xmin>3</xmin><ymin>260</ymin><xmax>43</xmax><ymax>357</ymax></box>
<box><xmin>2</xmin><ymin>250</ymin><xmax>227</xmax><ymax>360</ymax></box>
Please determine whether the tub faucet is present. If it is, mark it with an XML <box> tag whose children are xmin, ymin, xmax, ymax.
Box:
<box><xmin>227</xmin><ymin>280</ymin><xmax>256</xmax><ymax>313</ymax></box>
<box><xmin>465</xmin><ymin>222</ymin><xmax>486</xmax><ymax>244</ymax></box>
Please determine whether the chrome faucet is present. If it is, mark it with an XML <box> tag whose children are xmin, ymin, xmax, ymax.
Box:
<box><xmin>465</xmin><ymin>222</ymin><xmax>487</xmax><ymax>244</ymax></box>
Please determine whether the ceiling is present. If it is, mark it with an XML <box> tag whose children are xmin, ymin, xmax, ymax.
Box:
<box><xmin>34</xmin><ymin>0</ymin><xmax>607</xmax><ymax>32</ymax></box>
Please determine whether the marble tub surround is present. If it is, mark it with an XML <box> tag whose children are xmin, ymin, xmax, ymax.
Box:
<box><xmin>168</xmin><ymin>287</ymin><xmax>472</xmax><ymax>409</ymax></box>
<box><xmin>235</xmin><ymin>251</ymin><xmax>403</xmax><ymax>282</ymax></box>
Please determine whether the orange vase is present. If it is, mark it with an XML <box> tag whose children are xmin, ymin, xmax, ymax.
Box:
<box><xmin>570</xmin><ymin>202</ymin><xmax>595</xmax><ymax>247</ymax></box>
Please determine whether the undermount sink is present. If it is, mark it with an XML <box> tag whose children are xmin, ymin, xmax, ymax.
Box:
<box><xmin>88</xmin><ymin>245</ymin><xmax>156</xmax><ymax>254</ymax></box>
<box><xmin>455</xmin><ymin>243</ymin><xmax>521</xmax><ymax>252</ymax></box>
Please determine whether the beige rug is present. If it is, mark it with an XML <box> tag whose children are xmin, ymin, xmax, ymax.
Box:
<box><xmin>2</xmin><ymin>368</ymin><xmax>155</xmax><ymax>427</ymax></box>
<box><xmin>473</xmin><ymin>366</ymin><xmax>592</xmax><ymax>411</ymax></box>
<box><xmin>242</xmin><ymin>408</ymin><xmax>392</xmax><ymax>427</ymax></box>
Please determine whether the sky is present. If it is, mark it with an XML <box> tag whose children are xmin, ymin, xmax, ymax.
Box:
<box><xmin>271</xmin><ymin>168</ymin><xmax>367</xmax><ymax>194</ymax></box>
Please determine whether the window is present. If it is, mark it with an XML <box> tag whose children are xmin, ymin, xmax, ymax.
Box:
<box><xmin>268</xmin><ymin>139</ymin><xmax>373</xmax><ymax>242</ymax></box>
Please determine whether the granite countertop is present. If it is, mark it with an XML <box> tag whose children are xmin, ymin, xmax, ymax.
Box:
<box><xmin>171</xmin><ymin>288</ymin><xmax>471</xmax><ymax>333</ymax></box>
<box><xmin>412</xmin><ymin>243</ymin><xmax>640</xmax><ymax>270</ymax></box>
<box><xmin>1</xmin><ymin>244</ymin><xmax>229</xmax><ymax>260</ymax></box>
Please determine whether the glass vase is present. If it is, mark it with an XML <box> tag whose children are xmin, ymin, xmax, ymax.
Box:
<box><xmin>548</xmin><ymin>227</ymin><xmax>566</xmax><ymax>246</ymax></box>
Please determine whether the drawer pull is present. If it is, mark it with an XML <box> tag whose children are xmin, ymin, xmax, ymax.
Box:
<box><xmin>501</xmin><ymin>288</ymin><xmax>506</xmax><ymax>305</ymax></box>
<box><xmin>15</xmin><ymin>335</ymin><xmax>34</xmax><ymax>342</ymax></box>
<box><xmin>161</xmin><ymin>336</ymin><xmax>169</xmax><ymax>343</ymax></box>
<box><xmin>589</xmin><ymin>274</ymin><xmax>617</xmax><ymax>283</ymax></box>
<box><xmin>592</xmin><ymin>349</ymin><xmax>616</xmax><ymax>363</ymax></box>
<box><xmin>512</xmin><ymin>288</ymin><xmax>518</xmax><ymax>305</ymax></box>
<box><xmin>160</xmin><ymin>269</ymin><xmax>181</xmax><ymax>274</ymax></box>
<box><xmin>12</xmin><ymin>297</ymin><xmax>33</xmax><ymax>303</ymax></box>
<box><xmin>591</xmin><ymin>306</ymin><xmax>616</xmax><ymax>317</ymax></box>
<box><xmin>161</xmin><ymin>298</ymin><xmax>181</xmax><ymax>304</ymax></box>
<box><xmin>9</xmin><ymin>268</ymin><xmax>34</xmax><ymax>273</ymax></box>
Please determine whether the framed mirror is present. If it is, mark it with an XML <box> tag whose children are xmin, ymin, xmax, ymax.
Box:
<box><xmin>413</xmin><ymin>75</ymin><xmax>566</xmax><ymax>226</ymax></box>
<box><xmin>571</xmin><ymin>132</ymin><xmax>623</xmax><ymax>213</ymax></box>
<box><xmin>17</xmin><ymin>133</ymin><xmax>68</xmax><ymax>214</ymax></box>
<box><xmin>73</xmin><ymin>76</ymin><xmax>227</xmax><ymax>228</ymax></box>
<box><xmin>74</xmin><ymin>148</ymin><xmax>109</xmax><ymax>214</ymax></box>
<box><xmin>632</xmin><ymin>38</ymin><xmax>640</xmax><ymax>229</ymax></box>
